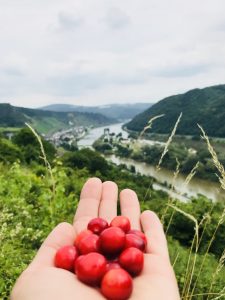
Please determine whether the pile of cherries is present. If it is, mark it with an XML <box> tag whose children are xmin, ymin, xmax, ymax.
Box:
<box><xmin>55</xmin><ymin>216</ymin><xmax>147</xmax><ymax>300</ymax></box>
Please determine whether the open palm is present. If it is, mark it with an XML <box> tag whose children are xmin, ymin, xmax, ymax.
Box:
<box><xmin>11</xmin><ymin>178</ymin><xmax>180</xmax><ymax>300</ymax></box>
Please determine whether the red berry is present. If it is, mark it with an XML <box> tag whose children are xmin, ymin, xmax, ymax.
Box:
<box><xmin>106</xmin><ymin>261</ymin><xmax>121</xmax><ymax>272</ymax></box>
<box><xmin>119</xmin><ymin>247</ymin><xmax>144</xmax><ymax>276</ymax></box>
<box><xmin>110</xmin><ymin>216</ymin><xmax>131</xmax><ymax>233</ymax></box>
<box><xmin>77</xmin><ymin>234</ymin><xmax>100</xmax><ymax>254</ymax></box>
<box><xmin>55</xmin><ymin>245</ymin><xmax>78</xmax><ymax>272</ymax></box>
<box><xmin>76</xmin><ymin>252</ymin><xmax>107</xmax><ymax>285</ymax></box>
<box><xmin>88</xmin><ymin>217</ymin><xmax>109</xmax><ymax>235</ymax></box>
<box><xmin>74</xmin><ymin>255</ymin><xmax>84</xmax><ymax>273</ymax></box>
<box><xmin>128</xmin><ymin>229</ymin><xmax>147</xmax><ymax>245</ymax></box>
<box><xmin>74</xmin><ymin>229</ymin><xmax>92</xmax><ymax>248</ymax></box>
<box><xmin>101</xmin><ymin>269</ymin><xmax>133</xmax><ymax>300</ymax></box>
<box><xmin>124</xmin><ymin>234</ymin><xmax>146</xmax><ymax>252</ymax></box>
<box><xmin>99</xmin><ymin>227</ymin><xmax>125</xmax><ymax>255</ymax></box>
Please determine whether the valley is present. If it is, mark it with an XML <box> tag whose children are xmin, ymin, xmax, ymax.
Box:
<box><xmin>77</xmin><ymin>122</ymin><xmax>225</xmax><ymax>202</ymax></box>
<box><xmin>1</xmin><ymin>86</ymin><xmax>225</xmax><ymax>299</ymax></box>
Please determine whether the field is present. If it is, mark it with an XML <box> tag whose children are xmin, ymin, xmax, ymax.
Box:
<box><xmin>31</xmin><ymin>117</ymin><xmax>68</xmax><ymax>135</ymax></box>
<box><xmin>144</xmin><ymin>133</ymin><xmax>225</xmax><ymax>155</ymax></box>
<box><xmin>0</xmin><ymin>127</ymin><xmax>21</xmax><ymax>133</ymax></box>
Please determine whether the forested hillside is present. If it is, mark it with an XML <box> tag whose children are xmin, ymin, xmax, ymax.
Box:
<box><xmin>0</xmin><ymin>103</ymin><xmax>115</xmax><ymax>134</ymax></box>
<box><xmin>126</xmin><ymin>84</ymin><xmax>225</xmax><ymax>137</ymax></box>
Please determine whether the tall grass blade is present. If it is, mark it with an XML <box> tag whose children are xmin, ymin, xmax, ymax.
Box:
<box><xmin>157</xmin><ymin>113</ymin><xmax>182</xmax><ymax>171</ymax></box>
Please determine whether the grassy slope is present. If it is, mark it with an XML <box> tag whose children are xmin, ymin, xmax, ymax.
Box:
<box><xmin>31</xmin><ymin>117</ymin><xmax>69</xmax><ymax>134</ymax></box>
<box><xmin>0</xmin><ymin>127</ymin><xmax>21</xmax><ymax>133</ymax></box>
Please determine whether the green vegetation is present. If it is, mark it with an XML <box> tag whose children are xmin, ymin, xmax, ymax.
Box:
<box><xmin>126</xmin><ymin>84</ymin><xmax>225</xmax><ymax>137</ymax></box>
<box><xmin>0</xmin><ymin>127</ymin><xmax>21</xmax><ymax>133</ymax></box>
<box><xmin>0</xmin><ymin>103</ymin><xmax>115</xmax><ymax>134</ymax></box>
<box><xmin>0</xmin><ymin>128</ymin><xmax>56</xmax><ymax>165</ymax></box>
<box><xmin>0</xmin><ymin>129</ymin><xmax>225</xmax><ymax>299</ymax></box>
<box><xmin>0</xmin><ymin>138</ymin><xmax>23</xmax><ymax>163</ymax></box>
<box><xmin>94</xmin><ymin>131</ymin><xmax>225</xmax><ymax>182</ymax></box>
<box><xmin>31</xmin><ymin>117</ymin><xmax>67</xmax><ymax>134</ymax></box>
<box><xmin>130</xmin><ymin>143</ymin><xmax>221</xmax><ymax>182</ymax></box>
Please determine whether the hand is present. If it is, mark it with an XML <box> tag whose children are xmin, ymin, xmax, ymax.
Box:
<box><xmin>11</xmin><ymin>178</ymin><xmax>180</xmax><ymax>300</ymax></box>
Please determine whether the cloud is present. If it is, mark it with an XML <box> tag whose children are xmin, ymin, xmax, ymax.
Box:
<box><xmin>0</xmin><ymin>0</ymin><xmax>225</xmax><ymax>108</ymax></box>
<box><xmin>154</xmin><ymin>63</ymin><xmax>212</xmax><ymax>78</ymax></box>
<box><xmin>57</xmin><ymin>12</ymin><xmax>84</xmax><ymax>31</ymax></box>
<box><xmin>0</xmin><ymin>67</ymin><xmax>25</xmax><ymax>77</ymax></box>
<box><xmin>43</xmin><ymin>69</ymin><xmax>147</xmax><ymax>98</ymax></box>
<box><xmin>104</xmin><ymin>7</ymin><xmax>130</xmax><ymax>30</ymax></box>
<box><xmin>214</xmin><ymin>20</ymin><xmax>225</xmax><ymax>32</ymax></box>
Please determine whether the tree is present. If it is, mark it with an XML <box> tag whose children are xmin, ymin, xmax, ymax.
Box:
<box><xmin>0</xmin><ymin>138</ymin><xmax>24</xmax><ymax>163</ymax></box>
<box><xmin>12</xmin><ymin>128</ymin><xmax>56</xmax><ymax>163</ymax></box>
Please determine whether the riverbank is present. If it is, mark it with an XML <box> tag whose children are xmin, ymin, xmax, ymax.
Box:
<box><xmin>105</xmin><ymin>154</ymin><xmax>225</xmax><ymax>202</ymax></box>
<box><xmin>77</xmin><ymin>122</ymin><xmax>225</xmax><ymax>202</ymax></box>
<box><xmin>96</xmin><ymin>123</ymin><xmax>225</xmax><ymax>183</ymax></box>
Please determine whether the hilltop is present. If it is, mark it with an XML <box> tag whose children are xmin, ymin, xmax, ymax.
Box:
<box><xmin>126</xmin><ymin>84</ymin><xmax>225</xmax><ymax>137</ymax></box>
<box><xmin>0</xmin><ymin>103</ymin><xmax>115</xmax><ymax>134</ymax></box>
<box><xmin>40</xmin><ymin>103</ymin><xmax>152</xmax><ymax>121</ymax></box>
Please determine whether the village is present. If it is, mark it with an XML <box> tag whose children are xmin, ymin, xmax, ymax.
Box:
<box><xmin>47</xmin><ymin>126</ymin><xmax>90</xmax><ymax>147</ymax></box>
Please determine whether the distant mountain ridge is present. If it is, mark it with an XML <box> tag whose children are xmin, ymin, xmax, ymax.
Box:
<box><xmin>40</xmin><ymin>103</ymin><xmax>153</xmax><ymax>121</ymax></box>
<box><xmin>0</xmin><ymin>103</ymin><xmax>115</xmax><ymax>134</ymax></box>
<box><xmin>126</xmin><ymin>84</ymin><xmax>225</xmax><ymax>138</ymax></box>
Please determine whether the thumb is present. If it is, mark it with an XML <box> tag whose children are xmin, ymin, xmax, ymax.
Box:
<box><xmin>30</xmin><ymin>222</ymin><xmax>76</xmax><ymax>269</ymax></box>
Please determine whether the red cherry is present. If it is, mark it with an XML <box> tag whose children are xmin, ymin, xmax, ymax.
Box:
<box><xmin>88</xmin><ymin>217</ymin><xmax>108</xmax><ymax>235</ymax></box>
<box><xmin>124</xmin><ymin>234</ymin><xmax>146</xmax><ymax>252</ymax></box>
<box><xmin>119</xmin><ymin>247</ymin><xmax>144</xmax><ymax>276</ymax></box>
<box><xmin>75</xmin><ymin>252</ymin><xmax>107</xmax><ymax>285</ymax></box>
<box><xmin>106</xmin><ymin>261</ymin><xmax>121</xmax><ymax>272</ymax></box>
<box><xmin>110</xmin><ymin>216</ymin><xmax>131</xmax><ymax>233</ymax></box>
<box><xmin>128</xmin><ymin>229</ymin><xmax>147</xmax><ymax>245</ymax></box>
<box><xmin>77</xmin><ymin>234</ymin><xmax>100</xmax><ymax>254</ymax></box>
<box><xmin>101</xmin><ymin>269</ymin><xmax>133</xmax><ymax>300</ymax></box>
<box><xmin>55</xmin><ymin>245</ymin><xmax>78</xmax><ymax>272</ymax></box>
<box><xmin>74</xmin><ymin>229</ymin><xmax>92</xmax><ymax>248</ymax></box>
<box><xmin>99</xmin><ymin>227</ymin><xmax>125</xmax><ymax>255</ymax></box>
<box><xmin>74</xmin><ymin>255</ymin><xmax>84</xmax><ymax>273</ymax></box>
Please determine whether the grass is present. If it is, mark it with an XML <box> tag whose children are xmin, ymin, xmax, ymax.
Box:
<box><xmin>139</xmin><ymin>114</ymin><xmax>165</xmax><ymax>138</ymax></box>
<box><xmin>168</xmin><ymin>132</ymin><xmax>224</xmax><ymax>299</ymax></box>
<box><xmin>157</xmin><ymin>113</ymin><xmax>183</xmax><ymax>171</ymax></box>
<box><xmin>140</xmin><ymin>113</ymin><xmax>225</xmax><ymax>299</ymax></box>
<box><xmin>26</xmin><ymin>123</ymin><xmax>56</xmax><ymax>223</ymax></box>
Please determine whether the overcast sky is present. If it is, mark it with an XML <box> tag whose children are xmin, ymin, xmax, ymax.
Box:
<box><xmin>0</xmin><ymin>0</ymin><xmax>225</xmax><ymax>108</ymax></box>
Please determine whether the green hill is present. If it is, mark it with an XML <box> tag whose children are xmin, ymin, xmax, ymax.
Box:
<box><xmin>0</xmin><ymin>103</ymin><xmax>116</xmax><ymax>134</ymax></box>
<box><xmin>40</xmin><ymin>103</ymin><xmax>153</xmax><ymax>121</ymax></box>
<box><xmin>126</xmin><ymin>84</ymin><xmax>225</xmax><ymax>137</ymax></box>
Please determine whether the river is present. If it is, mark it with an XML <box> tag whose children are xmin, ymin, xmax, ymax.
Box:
<box><xmin>78</xmin><ymin>123</ymin><xmax>225</xmax><ymax>202</ymax></box>
<box><xmin>77</xmin><ymin>123</ymin><xmax>129</xmax><ymax>147</ymax></box>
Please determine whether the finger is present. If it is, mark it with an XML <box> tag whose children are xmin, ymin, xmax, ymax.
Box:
<box><xmin>120</xmin><ymin>189</ymin><xmax>141</xmax><ymax>230</ymax></box>
<box><xmin>73</xmin><ymin>177</ymin><xmax>102</xmax><ymax>233</ymax></box>
<box><xmin>141</xmin><ymin>210</ymin><xmax>170</xmax><ymax>260</ymax></box>
<box><xmin>30</xmin><ymin>222</ymin><xmax>76</xmax><ymax>269</ymax></box>
<box><xmin>98</xmin><ymin>181</ymin><xmax>118</xmax><ymax>223</ymax></box>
